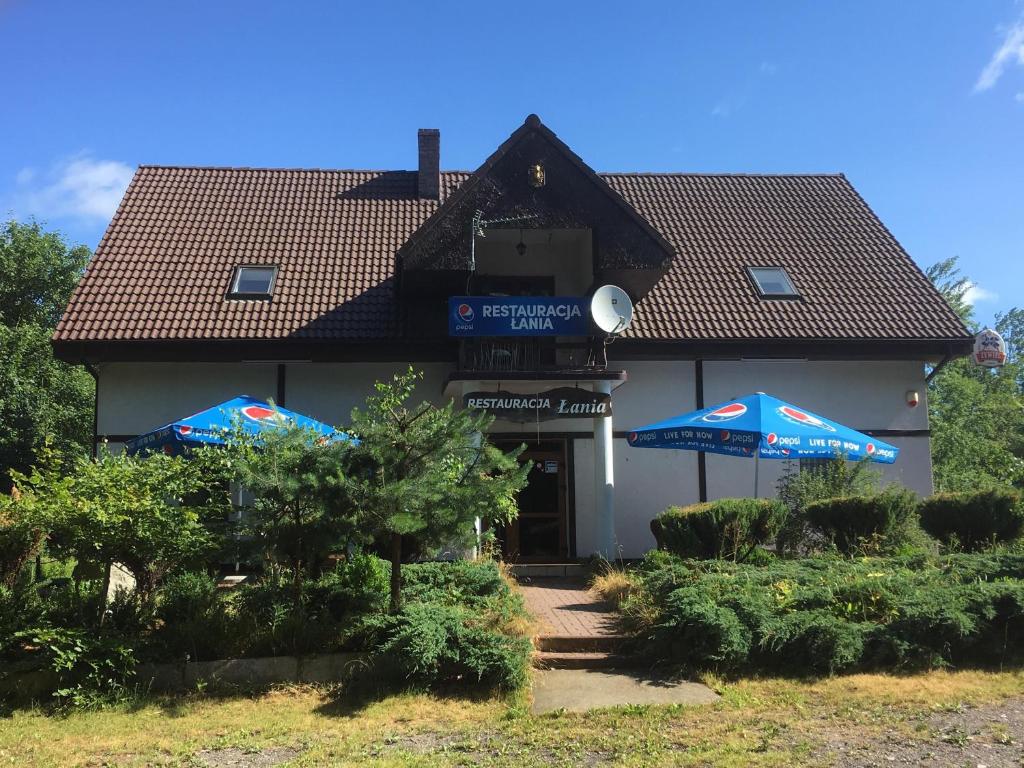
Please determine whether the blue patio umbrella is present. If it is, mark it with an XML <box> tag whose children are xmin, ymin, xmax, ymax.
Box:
<box><xmin>626</xmin><ymin>392</ymin><xmax>898</xmax><ymax>496</ymax></box>
<box><xmin>125</xmin><ymin>395</ymin><xmax>350</xmax><ymax>456</ymax></box>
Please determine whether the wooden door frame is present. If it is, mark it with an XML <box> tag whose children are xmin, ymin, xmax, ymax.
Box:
<box><xmin>491</xmin><ymin>436</ymin><xmax>576</xmax><ymax>562</ymax></box>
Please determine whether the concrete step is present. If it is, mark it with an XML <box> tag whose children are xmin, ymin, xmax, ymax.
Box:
<box><xmin>511</xmin><ymin>563</ymin><xmax>586</xmax><ymax>579</ymax></box>
<box><xmin>533</xmin><ymin>651</ymin><xmax>631</xmax><ymax>670</ymax></box>
<box><xmin>536</xmin><ymin>635</ymin><xmax>627</xmax><ymax>653</ymax></box>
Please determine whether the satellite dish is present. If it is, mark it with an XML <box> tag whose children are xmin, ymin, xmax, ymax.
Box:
<box><xmin>590</xmin><ymin>285</ymin><xmax>634</xmax><ymax>335</ymax></box>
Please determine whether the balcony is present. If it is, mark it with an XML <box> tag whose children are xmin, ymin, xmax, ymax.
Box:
<box><xmin>457</xmin><ymin>337</ymin><xmax>608</xmax><ymax>374</ymax></box>
<box><xmin>460</xmin><ymin>338</ymin><xmax>549</xmax><ymax>373</ymax></box>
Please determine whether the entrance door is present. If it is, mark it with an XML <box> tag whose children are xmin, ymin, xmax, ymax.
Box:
<box><xmin>497</xmin><ymin>441</ymin><xmax>569</xmax><ymax>561</ymax></box>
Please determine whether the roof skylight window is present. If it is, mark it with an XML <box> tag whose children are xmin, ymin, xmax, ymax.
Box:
<box><xmin>229</xmin><ymin>265</ymin><xmax>277</xmax><ymax>299</ymax></box>
<box><xmin>747</xmin><ymin>266</ymin><xmax>799</xmax><ymax>299</ymax></box>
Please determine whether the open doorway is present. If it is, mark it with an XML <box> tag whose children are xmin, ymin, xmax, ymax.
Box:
<box><xmin>493</xmin><ymin>439</ymin><xmax>572</xmax><ymax>562</ymax></box>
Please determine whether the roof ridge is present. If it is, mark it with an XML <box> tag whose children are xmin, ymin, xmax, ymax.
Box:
<box><xmin>599</xmin><ymin>171</ymin><xmax>846</xmax><ymax>178</ymax></box>
<box><xmin>138</xmin><ymin>164</ymin><xmax>426</xmax><ymax>173</ymax></box>
<box><xmin>135</xmin><ymin>165</ymin><xmax>843</xmax><ymax>179</ymax></box>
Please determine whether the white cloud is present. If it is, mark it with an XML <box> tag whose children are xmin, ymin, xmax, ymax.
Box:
<box><xmin>711</xmin><ymin>61</ymin><xmax>778</xmax><ymax>117</ymax></box>
<box><xmin>975</xmin><ymin>16</ymin><xmax>1024</xmax><ymax>91</ymax></box>
<box><xmin>963</xmin><ymin>282</ymin><xmax>998</xmax><ymax>306</ymax></box>
<box><xmin>11</xmin><ymin>153</ymin><xmax>133</xmax><ymax>222</ymax></box>
<box><xmin>1016</xmin><ymin>91</ymin><xmax>1024</xmax><ymax>102</ymax></box>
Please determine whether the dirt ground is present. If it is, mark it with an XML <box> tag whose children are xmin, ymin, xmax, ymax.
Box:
<box><xmin>814</xmin><ymin>696</ymin><xmax>1024</xmax><ymax>767</ymax></box>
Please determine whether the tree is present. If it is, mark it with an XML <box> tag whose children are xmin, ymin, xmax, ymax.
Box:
<box><xmin>0</xmin><ymin>220</ymin><xmax>94</xmax><ymax>492</ymax></box>
<box><xmin>346</xmin><ymin>369</ymin><xmax>529</xmax><ymax>611</ymax></box>
<box><xmin>925</xmin><ymin>257</ymin><xmax>1024</xmax><ymax>491</ymax></box>
<box><xmin>0</xmin><ymin>443</ymin><xmax>66</xmax><ymax>588</ymax></box>
<box><xmin>996</xmin><ymin>307</ymin><xmax>1024</xmax><ymax>393</ymax></box>
<box><xmin>229</xmin><ymin>420</ymin><xmax>356</xmax><ymax>599</ymax></box>
<box><xmin>775</xmin><ymin>455</ymin><xmax>881</xmax><ymax>555</ymax></box>
<box><xmin>925</xmin><ymin>257</ymin><xmax>974</xmax><ymax>326</ymax></box>
<box><xmin>46</xmin><ymin>449</ymin><xmax>231</xmax><ymax>604</ymax></box>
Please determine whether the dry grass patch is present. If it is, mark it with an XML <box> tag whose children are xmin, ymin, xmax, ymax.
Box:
<box><xmin>1</xmin><ymin>671</ymin><xmax>1022</xmax><ymax>766</ymax></box>
<box><xmin>589</xmin><ymin>567</ymin><xmax>638</xmax><ymax>607</ymax></box>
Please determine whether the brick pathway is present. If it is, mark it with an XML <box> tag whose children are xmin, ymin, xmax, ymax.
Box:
<box><xmin>517</xmin><ymin>577</ymin><xmax>619</xmax><ymax>638</ymax></box>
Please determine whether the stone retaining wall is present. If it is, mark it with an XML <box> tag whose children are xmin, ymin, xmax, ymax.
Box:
<box><xmin>136</xmin><ymin>653</ymin><xmax>368</xmax><ymax>692</ymax></box>
<box><xmin>2</xmin><ymin>653</ymin><xmax>368</xmax><ymax>702</ymax></box>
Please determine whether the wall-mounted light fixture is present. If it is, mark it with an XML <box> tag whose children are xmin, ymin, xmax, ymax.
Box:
<box><xmin>528</xmin><ymin>163</ymin><xmax>545</xmax><ymax>188</ymax></box>
<box><xmin>515</xmin><ymin>228</ymin><xmax>527</xmax><ymax>257</ymax></box>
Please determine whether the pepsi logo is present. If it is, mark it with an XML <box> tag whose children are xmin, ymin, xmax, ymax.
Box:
<box><xmin>702</xmin><ymin>403</ymin><xmax>747</xmax><ymax>423</ymax></box>
<box><xmin>776</xmin><ymin>405</ymin><xmax>836</xmax><ymax>432</ymax></box>
<box><xmin>241</xmin><ymin>405</ymin><xmax>286</xmax><ymax>423</ymax></box>
<box><xmin>628</xmin><ymin>431</ymin><xmax>638</xmax><ymax>444</ymax></box>
<box><xmin>177</xmin><ymin>425</ymin><xmax>193</xmax><ymax>436</ymax></box>
<box><xmin>766</xmin><ymin>432</ymin><xmax>778</xmax><ymax>446</ymax></box>
<box><xmin>866</xmin><ymin>443</ymin><xmax>875</xmax><ymax>455</ymax></box>
<box><xmin>720</xmin><ymin>430</ymin><xmax>731</xmax><ymax>442</ymax></box>
<box><xmin>457</xmin><ymin>303</ymin><xmax>475</xmax><ymax>322</ymax></box>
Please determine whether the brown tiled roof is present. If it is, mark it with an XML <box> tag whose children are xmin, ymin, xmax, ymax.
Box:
<box><xmin>54</xmin><ymin>166</ymin><xmax>969</xmax><ymax>348</ymax></box>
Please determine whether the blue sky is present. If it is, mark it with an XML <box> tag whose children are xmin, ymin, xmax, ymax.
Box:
<box><xmin>2</xmin><ymin>1</ymin><xmax>1022</xmax><ymax>324</ymax></box>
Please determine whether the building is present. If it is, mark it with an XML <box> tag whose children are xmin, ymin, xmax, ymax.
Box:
<box><xmin>53</xmin><ymin>115</ymin><xmax>972</xmax><ymax>560</ymax></box>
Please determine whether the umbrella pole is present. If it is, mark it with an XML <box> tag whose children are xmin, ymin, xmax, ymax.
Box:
<box><xmin>753</xmin><ymin>451</ymin><xmax>760</xmax><ymax>499</ymax></box>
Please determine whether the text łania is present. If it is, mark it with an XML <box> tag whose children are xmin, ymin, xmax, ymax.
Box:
<box><xmin>480</xmin><ymin>302</ymin><xmax>583</xmax><ymax>331</ymax></box>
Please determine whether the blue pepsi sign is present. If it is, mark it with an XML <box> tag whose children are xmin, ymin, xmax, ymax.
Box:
<box><xmin>449</xmin><ymin>296</ymin><xmax>591</xmax><ymax>337</ymax></box>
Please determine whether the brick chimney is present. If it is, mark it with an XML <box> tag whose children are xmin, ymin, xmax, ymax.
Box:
<box><xmin>417</xmin><ymin>128</ymin><xmax>440</xmax><ymax>200</ymax></box>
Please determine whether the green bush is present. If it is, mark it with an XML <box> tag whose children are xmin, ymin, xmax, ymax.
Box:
<box><xmin>650</xmin><ymin>498</ymin><xmax>787</xmax><ymax>561</ymax></box>
<box><xmin>767</xmin><ymin>610</ymin><xmax>870</xmax><ymax>674</ymax></box>
<box><xmin>153</xmin><ymin>572</ymin><xmax>237</xmax><ymax>661</ymax></box>
<box><xmin>804</xmin><ymin>488</ymin><xmax>921</xmax><ymax>555</ymax></box>
<box><xmin>649</xmin><ymin>587</ymin><xmax>751</xmax><ymax>669</ymax></box>
<box><xmin>368</xmin><ymin>602</ymin><xmax>530</xmax><ymax>690</ymax></box>
<box><xmin>624</xmin><ymin>551</ymin><xmax>1024</xmax><ymax>674</ymax></box>
<box><xmin>233</xmin><ymin>576</ymin><xmax>343</xmax><ymax>657</ymax></box>
<box><xmin>401</xmin><ymin>559</ymin><xmax>509</xmax><ymax>605</ymax></box>
<box><xmin>0</xmin><ymin>584</ymin><xmax>33</xmax><ymax>656</ymax></box>
<box><xmin>12</xmin><ymin>626</ymin><xmax>138</xmax><ymax>709</ymax></box>
<box><xmin>309</xmin><ymin>552</ymin><xmax>390</xmax><ymax>618</ymax></box>
<box><xmin>919</xmin><ymin>489</ymin><xmax>1024</xmax><ymax>551</ymax></box>
<box><xmin>776</xmin><ymin>457</ymin><xmax>881</xmax><ymax>555</ymax></box>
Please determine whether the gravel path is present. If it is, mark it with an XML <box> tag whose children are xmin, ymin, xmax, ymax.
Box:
<box><xmin>818</xmin><ymin>697</ymin><xmax>1024</xmax><ymax>767</ymax></box>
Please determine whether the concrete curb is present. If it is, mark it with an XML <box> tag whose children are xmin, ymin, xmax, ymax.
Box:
<box><xmin>134</xmin><ymin>652</ymin><xmax>369</xmax><ymax>692</ymax></box>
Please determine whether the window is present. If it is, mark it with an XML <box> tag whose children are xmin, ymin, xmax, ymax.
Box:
<box><xmin>799</xmin><ymin>458</ymin><xmax>831</xmax><ymax>473</ymax></box>
<box><xmin>229</xmin><ymin>266</ymin><xmax>277</xmax><ymax>299</ymax></box>
<box><xmin>747</xmin><ymin>266</ymin><xmax>799</xmax><ymax>298</ymax></box>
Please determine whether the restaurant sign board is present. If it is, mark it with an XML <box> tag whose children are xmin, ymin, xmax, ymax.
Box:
<box><xmin>449</xmin><ymin>296</ymin><xmax>591</xmax><ymax>337</ymax></box>
<box><xmin>463</xmin><ymin>387</ymin><xmax>611</xmax><ymax>422</ymax></box>
<box><xmin>973</xmin><ymin>328</ymin><xmax>1007</xmax><ymax>368</ymax></box>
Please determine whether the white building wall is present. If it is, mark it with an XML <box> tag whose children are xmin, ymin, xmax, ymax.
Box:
<box><xmin>97</xmin><ymin>362</ymin><xmax>453</xmax><ymax>440</ymax></box>
<box><xmin>573</xmin><ymin>360</ymin><xmax>699</xmax><ymax>557</ymax></box>
<box><xmin>97</xmin><ymin>362</ymin><xmax>278</xmax><ymax>436</ymax></box>
<box><xmin>286</xmin><ymin>362</ymin><xmax>452</xmax><ymax>427</ymax></box>
<box><xmin>702</xmin><ymin>360</ymin><xmax>931</xmax><ymax>500</ymax></box>
<box><xmin>96</xmin><ymin>357</ymin><xmax>932</xmax><ymax>559</ymax></box>
<box><xmin>574</xmin><ymin>438</ymin><xmax>699</xmax><ymax>558</ymax></box>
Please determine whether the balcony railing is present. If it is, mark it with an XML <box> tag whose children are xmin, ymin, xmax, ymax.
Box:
<box><xmin>460</xmin><ymin>338</ymin><xmax>548</xmax><ymax>372</ymax></box>
<box><xmin>458</xmin><ymin>338</ymin><xmax>604</xmax><ymax>373</ymax></box>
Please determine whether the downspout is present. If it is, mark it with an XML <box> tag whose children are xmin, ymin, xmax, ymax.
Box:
<box><xmin>83</xmin><ymin>361</ymin><xmax>99</xmax><ymax>458</ymax></box>
<box><xmin>925</xmin><ymin>352</ymin><xmax>952</xmax><ymax>384</ymax></box>
<box><xmin>695</xmin><ymin>359</ymin><xmax>707</xmax><ymax>502</ymax></box>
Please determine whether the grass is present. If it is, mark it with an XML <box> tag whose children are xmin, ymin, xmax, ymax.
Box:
<box><xmin>1</xmin><ymin>669</ymin><xmax>1022</xmax><ymax>766</ymax></box>
<box><xmin>589</xmin><ymin>567</ymin><xmax>637</xmax><ymax>608</ymax></box>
